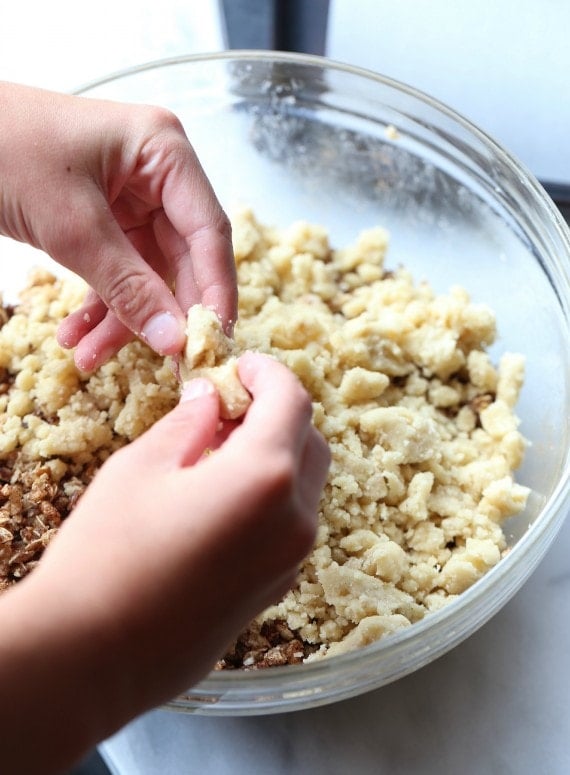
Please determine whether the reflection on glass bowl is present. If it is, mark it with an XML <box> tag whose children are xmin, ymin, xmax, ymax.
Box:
<box><xmin>76</xmin><ymin>51</ymin><xmax>570</xmax><ymax>715</ymax></box>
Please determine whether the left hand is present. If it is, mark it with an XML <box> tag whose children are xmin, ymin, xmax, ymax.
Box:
<box><xmin>0</xmin><ymin>81</ymin><xmax>237</xmax><ymax>371</ymax></box>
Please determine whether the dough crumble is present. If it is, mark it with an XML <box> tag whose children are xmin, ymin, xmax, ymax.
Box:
<box><xmin>179</xmin><ymin>304</ymin><xmax>251</xmax><ymax>420</ymax></box>
<box><xmin>0</xmin><ymin>210</ymin><xmax>530</xmax><ymax>664</ymax></box>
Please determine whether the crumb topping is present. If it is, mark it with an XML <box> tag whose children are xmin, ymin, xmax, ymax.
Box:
<box><xmin>0</xmin><ymin>211</ymin><xmax>530</xmax><ymax>666</ymax></box>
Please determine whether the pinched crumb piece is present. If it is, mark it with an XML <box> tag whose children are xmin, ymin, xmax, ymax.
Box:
<box><xmin>179</xmin><ymin>304</ymin><xmax>252</xmax><ymax>420</ymax></box>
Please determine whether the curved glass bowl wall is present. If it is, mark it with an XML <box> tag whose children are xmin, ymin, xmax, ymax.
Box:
<box><xmin>77</xmin><ymin>52</ymin><xmax>570</xmax><ymax>715</ymax></box>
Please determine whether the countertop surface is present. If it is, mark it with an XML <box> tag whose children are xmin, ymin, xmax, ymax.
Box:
<box><xmin>100</xmin><ymin>509</ymin><xmax>570</xmax><ymax>773</ymax></box>
<box><xmin>1</xmin><ymin>3</ymin><xmax>569</xmax><ymax>773</ymax></box>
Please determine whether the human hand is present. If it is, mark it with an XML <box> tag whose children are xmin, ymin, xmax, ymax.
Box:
<box><xmin>0</xmin><ymin>353</ymin><xmax>329</xmax><ymax>772</ymax></box>
<box><xmin>0</xmin><ymin>81</ymin><xmax>236</xmax><ymax>371</ymax></box>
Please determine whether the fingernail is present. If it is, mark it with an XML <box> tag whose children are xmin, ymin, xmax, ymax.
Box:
<box><xmin>180</xmin><ymin>378</ymin><xmax>216</xmax><ymax>402</ymax></box>
<box><xmin>142</xmin><ymin>311</ymin><xmax>183</xmax><ymax>354</ymax></box>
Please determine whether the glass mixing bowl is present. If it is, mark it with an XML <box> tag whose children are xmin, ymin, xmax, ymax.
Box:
<box><xmin>74</xmin><ymin>51</ymin><xmax>570</xmax><ymax>715</ymax></box>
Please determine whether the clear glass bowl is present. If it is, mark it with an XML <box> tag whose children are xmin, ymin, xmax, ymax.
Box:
<box><xmin>77</xmin><ymin>51</ymin><xmax>570</xmax><ymax>715</ymax></box>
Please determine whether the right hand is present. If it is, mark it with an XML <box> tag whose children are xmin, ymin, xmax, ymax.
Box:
<box><xmin>29</xmin><ymin>352</ymin><xmax>330</xmax><ymax>722</ymax></box>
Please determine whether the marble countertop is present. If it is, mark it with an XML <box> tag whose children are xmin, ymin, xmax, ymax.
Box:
<box><xmin>2</xmin><ymin>4</ymin><xmax>569</xmax><ymax>773</ymax></box>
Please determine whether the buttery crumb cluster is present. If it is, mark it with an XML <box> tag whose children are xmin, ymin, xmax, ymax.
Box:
<box><xmin>0</xmin><ymin>210</ymin><xmax>530</xmax><ymax>664</ymax></box>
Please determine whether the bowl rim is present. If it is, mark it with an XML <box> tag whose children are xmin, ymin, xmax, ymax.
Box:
<box><xmin>75</xmin><ymin>49</ymin><xmax>570</xmax><ymax>250</ymax></box>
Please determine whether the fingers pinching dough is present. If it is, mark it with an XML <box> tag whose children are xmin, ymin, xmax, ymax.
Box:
<box><xmin>179</xmin><ymin>304</ymin><xmax>251</xmax><ymax>420</ymax></box>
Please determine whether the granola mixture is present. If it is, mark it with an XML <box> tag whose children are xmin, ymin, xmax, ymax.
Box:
<box><xmin>0</xmin><ymin>210</ymin><xmax>530</xmax><ymax>666</ymax></box>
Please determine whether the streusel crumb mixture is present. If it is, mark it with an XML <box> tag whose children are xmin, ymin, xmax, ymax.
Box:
<box><xmin>0</xmin><ymin>210</ymin><xmax>529</xmax><ymax>664</ymax></box>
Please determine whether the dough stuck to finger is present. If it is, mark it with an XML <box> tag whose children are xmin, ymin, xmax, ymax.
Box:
<box><xmin>180</xmin><ymin>304</ymin><xmax>251</xmax><ymax>420</ymax></box>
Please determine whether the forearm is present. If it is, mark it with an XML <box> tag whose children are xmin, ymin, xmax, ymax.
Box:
<box><xmin>0</xmin><ymin>354</ymin><xmax>329</xmax><ymax>771</ymax></box>
<box><xmin>0</xmin><ymin>571</ymin><xmax>132</xmax><ymax>774</ymax></box>
<box><xmin>0</xmin><ymin>81</ymin><xmax>65</xmax><ymax>245</ymax></box>
<box><xmin>0</xmin><ymin>81</ymin><xmax>28</xmax><ymax>240</ymax></box>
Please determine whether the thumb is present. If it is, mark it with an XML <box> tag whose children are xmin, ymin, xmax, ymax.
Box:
<box><xmin>126</xmin><ymin>378</ymin><xmax>220</xmax><ymax>470</ymax></box>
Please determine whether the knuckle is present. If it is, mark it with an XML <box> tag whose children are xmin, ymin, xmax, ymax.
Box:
<box><xmin>145</xmin><ymin>105</ymin><xmax>186</xmax><ymax>136</ymax></box>
<box><xmin>138</xmin><ymin>107</ymin><xmax>194</xmax><ymax>173</ymax></box>
<box><xmin>214</xmin><ymin>209</ymin><xmax>232</xmax><ymax>244</ymax></box>
<box><xmin>190</xmin><ymin>201</ymin><xmax>233</xmax><ymax>248</ymax></box>
<box><xmin>102</xmin><ymin>266</ymin><xmax>151</xmax><ymax>327</ymax></box>
<box><xmin>186</xmin><ymin>192</ymin><xmax>232</xmax><ymax>245</ymax></box>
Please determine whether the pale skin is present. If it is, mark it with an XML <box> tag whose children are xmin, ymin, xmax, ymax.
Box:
<box><xmin>0</xmin><ymin>83</ymin><xmax>331</xmax><ymax>774</ymax></box>
<box><xmin>0</xmin><ymin>80</ymin><xmax>237</xmax><ymax>370</ymax></box>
